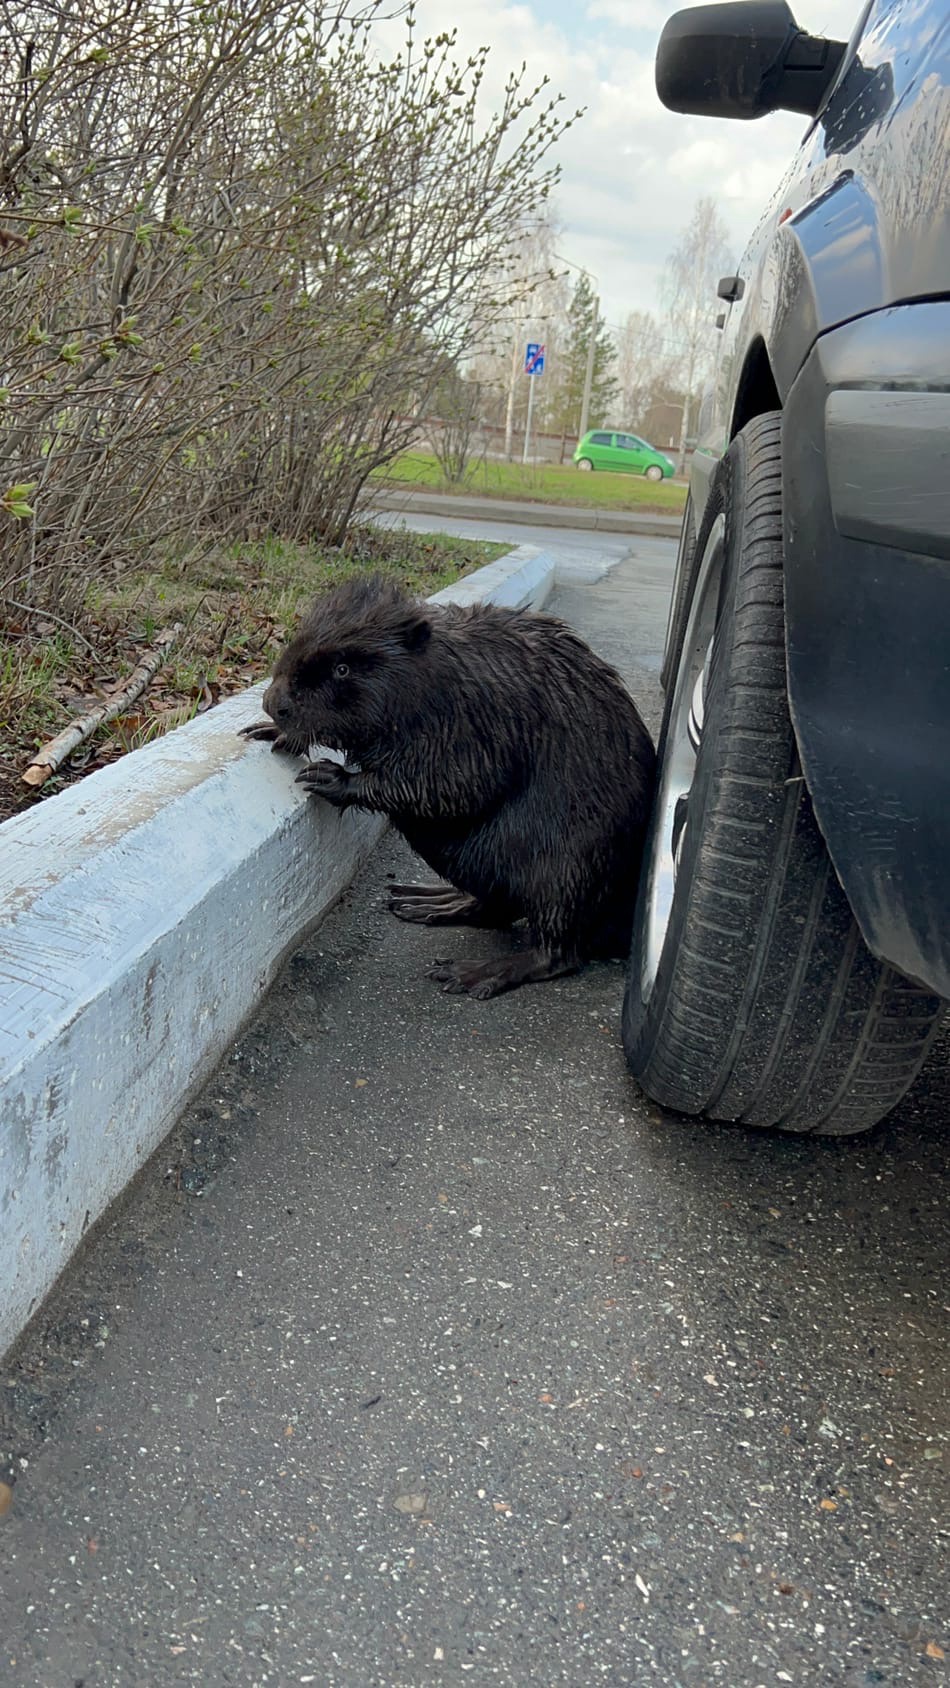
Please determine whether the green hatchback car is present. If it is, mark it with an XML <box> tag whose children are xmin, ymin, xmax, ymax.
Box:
<box><xmin>573</xmin><ymin>430</ymin><xmax>675</xmax><ymax>479</ymax></box>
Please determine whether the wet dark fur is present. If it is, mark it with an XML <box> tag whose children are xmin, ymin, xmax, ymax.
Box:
<box><xmin>243</xmin><ymin>573</ymin><xmax>656</xmax><ymax>996</ymax></box>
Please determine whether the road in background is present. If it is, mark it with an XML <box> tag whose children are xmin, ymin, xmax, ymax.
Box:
<box><xmin>373</xmin><ymin>505</ymin><xmax>674</xmax><ymax>617</ymax></box>
<box><xmin>2</xmin><ymin>528</ymin><xmax>947</xmax><ymax>1687</ymax></box>
<box><xmin>367</xmin><ymin>488</ymin><xmax>682</xmax><ymax>541</ymax></box>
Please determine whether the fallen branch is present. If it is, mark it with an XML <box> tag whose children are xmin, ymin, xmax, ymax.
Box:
<box><xmin>22</xmin><ymin>623</ymin><xmax>184</xmax><ymax>789</ymax></box>
<box><xmin>2</xmin><ymin>595</ymin><xmax>101</xmax><ymax>655</ymax></box>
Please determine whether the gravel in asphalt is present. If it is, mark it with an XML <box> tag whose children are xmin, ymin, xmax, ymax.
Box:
<box><xmin>1</xmin><ymin>542</ymin><xmax>947</xmax><ymax>1688</ymax></box>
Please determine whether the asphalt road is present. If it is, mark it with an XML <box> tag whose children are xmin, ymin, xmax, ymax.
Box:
<box><xmin>2</xmin><ymin>530</ymin><xmax>948</xmax><ymax>1688</ymax></box>
<box><xmin>370</xmin><ymin>505</ymin><xmax>658</xmax><ymax>587</ymax></box>
<box><xmin>366</xmin><ymin>488</ymin><xmax>682</xmax><ymax>539</ymax></box>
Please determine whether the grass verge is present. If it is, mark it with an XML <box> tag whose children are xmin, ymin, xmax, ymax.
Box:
<box><xmin>0</xmin><ymin>525</ymin><xmax>505</xmax><ymax>824</ymax></box>
<box><xmin>376</xmin><ymin>450</ymin><xmax>688</xmax><ymax>512</ymax></box>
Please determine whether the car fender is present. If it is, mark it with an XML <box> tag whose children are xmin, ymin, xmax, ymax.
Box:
<box><xmin>747</xmin><ymin>170</ymin><xmax>886</xmax><ymax>409</ymax></box>
<box><xmin>782</xmin><ymin>299</ymin><xmax>950</xmax><ymax>997</ymax></box>
<box><xmin>663</xmin><ymin>170</ymin><xmax>876</xmax><ymax>680</ymax></box>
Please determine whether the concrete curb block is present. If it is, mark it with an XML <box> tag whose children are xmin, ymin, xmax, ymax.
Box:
<box><xmin>0</xmin><ymin>543</ymin><xmax>554</xmax><ymax>1358</ymax></box>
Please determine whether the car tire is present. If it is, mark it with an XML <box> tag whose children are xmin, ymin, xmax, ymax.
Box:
<box><xmin>623</xmin><ymin>412</ymin><xmax>945</xmax><ymax>1136</ymax></box>
<box><xmin>576</xmin><ymin>458</ymin><xmax>593</xmax><ymax>471</ymax></box>
<box><xmin>645</xmin><ymin>464</ymin><xmax>664</xmax><ymax>482</ymax></box>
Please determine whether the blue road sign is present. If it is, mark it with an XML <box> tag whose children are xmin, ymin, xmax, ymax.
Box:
<box><xmin>524</xmin><ymin>342</ymin><xmax>545</xmax><ymax>376</ymax></box>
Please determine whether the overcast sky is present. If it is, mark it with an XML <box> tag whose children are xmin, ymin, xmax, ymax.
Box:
<box><xmin>376</xmin><ymin>0</ymin><xmax>862</xmax><ymax>335</ymax></box>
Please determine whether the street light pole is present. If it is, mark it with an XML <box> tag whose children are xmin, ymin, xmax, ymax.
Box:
<box><xmin>503</xmin><ymin>329</ymin><xmax>521</xmax><ymax>460</ymax></box>
<box><xmin>522</xmin><ymin>363</ymin><xmax>537</xmax><ymax>466</ymax></box>
<box><xmin>578</xmin><ymin>293</ymin><xmax>599</xmax><ymax>440</ymax></box>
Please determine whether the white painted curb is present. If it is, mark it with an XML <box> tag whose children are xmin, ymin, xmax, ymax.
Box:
<box><xmin>0</xmin><ymin>543</ymin><xmax>555</xmax><ymax>1357</ymax></box>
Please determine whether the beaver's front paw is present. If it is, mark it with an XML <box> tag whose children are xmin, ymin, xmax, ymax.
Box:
<box><xmin>295</xmin><ymin>758</ymin><xmax>354</xmax><ymax>806</ymax></box>
<box><xmin>239</xmin><ymin>720</ymin><xmax>292</xmax><ymax>752</ymax></box>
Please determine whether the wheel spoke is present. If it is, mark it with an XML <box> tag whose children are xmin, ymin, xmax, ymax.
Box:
<box><xmin>686</xmin><ymin>658</ymin><xmax>707</xmax><ymax>753</ymax></box>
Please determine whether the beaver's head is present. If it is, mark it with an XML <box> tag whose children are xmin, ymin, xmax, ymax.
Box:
<box><xmin>263</xmin><ymin>573</ymin><xmax>433</xmax><ymax>758</ymax></box>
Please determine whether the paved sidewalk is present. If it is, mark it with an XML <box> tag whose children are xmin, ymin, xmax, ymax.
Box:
<box><xmin>2</xmin><ymin>548</ymin><xmax>948</xmax><ymax>1687</ymax></box>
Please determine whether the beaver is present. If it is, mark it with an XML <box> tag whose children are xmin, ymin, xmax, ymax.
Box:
<box><xmin>240</xmin><ymin>572</ymin><xmax>656</xmax><ymax>998</ymax></box>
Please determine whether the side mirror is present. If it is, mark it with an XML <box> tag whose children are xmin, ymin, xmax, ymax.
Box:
<box><xmin>655</xmin><ymin>1</ymin><xmax>846</xmax><ymax>121</ymax></box>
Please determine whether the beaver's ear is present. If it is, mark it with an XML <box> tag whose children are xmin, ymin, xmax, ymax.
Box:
<box><xmin>401</xmin><ymin>609</ymin><xmax>432</xmax><ymax>651</ymax></box>
<box><xmin>292</xmin><ymin>649</ymin><xmax>324</xmax><ymax>688</ymax></box>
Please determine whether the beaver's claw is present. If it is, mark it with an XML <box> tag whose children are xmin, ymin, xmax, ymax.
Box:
<box><xmin>239</xmin><ymin>719</ymin><xmax>292</xmax><ymax>752</ymax></box>
<box><xmin>295</xmin><ymin>758</ymin><xmax>354</xmax><ymax>806</ymax></box>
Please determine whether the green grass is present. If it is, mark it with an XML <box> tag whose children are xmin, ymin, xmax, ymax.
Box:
<box><xmin>85</xmin><ymin>525</ymin><xmax>507</xmax><ymax>640</ymax></box>
<box><xmin>0</xmin><ymin>637</ymin><xmax>78</xmax><ymax>747</ymax></box>
<box><xmin>377</xmin><ymin>450</ymin><xmax>688</xmax><ymax>512</ymax></box>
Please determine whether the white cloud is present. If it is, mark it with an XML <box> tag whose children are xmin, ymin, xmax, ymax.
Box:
<box><xmin>585</xmin><ymin>0</ymin><xmax>677</xmax><ymax>31</ymax></box>
<box><xmin>369</xmin><ymin>0</ymin><xmax>864</xmax><ymax>328</ymax></box>
<box><xmin>666</xmin><ymin>137</ymin><xmax>734</xmax><ymax>182</ymax></box>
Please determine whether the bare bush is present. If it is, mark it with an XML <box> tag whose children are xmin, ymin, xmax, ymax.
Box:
<box><xmin>0</xmin><ymin>0</ymin><xmax>574</xmax><ymax>619</ymax></box>
<box><xmin>427</xmin><ymin>367</ymin><xmax>485</xmax><ymax>485</ymax></box>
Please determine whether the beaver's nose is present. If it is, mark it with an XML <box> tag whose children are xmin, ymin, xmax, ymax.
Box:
<box><xmin>263</xmin><ymin>681</ymin><xmax>290</xmax><ymax>724</ymax></box>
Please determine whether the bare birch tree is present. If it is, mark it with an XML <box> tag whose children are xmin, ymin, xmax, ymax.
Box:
<box><xmin>662</xmin><ymin>196</ymin><xmax>732</xmax><ymax>470</ymax></box>
<box><xmin>466</xmin><ymin>212</ymin><xmax>571</xmax><ymax>455</ymax></box>
<box><xmin>614</xmin><ymin>310</ymin><xmax>676</xmax><ymax>431</ymax></box>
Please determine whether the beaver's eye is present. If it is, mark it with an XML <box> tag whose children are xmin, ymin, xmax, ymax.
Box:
<box><xmin>334</xmin><ymin>662</ymin><xmax>350</xmax><ymax>680</ymax></box>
